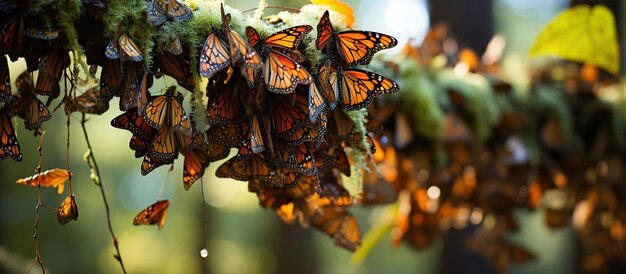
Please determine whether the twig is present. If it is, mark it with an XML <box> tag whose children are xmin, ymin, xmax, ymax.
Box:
<box><xmin>241</xmin><ymin>5</ymin><xmax>301</xmax><ymax>14</ymax></box>
<box><xmin>28</xmin><ymin>126</ymin><xmax>46</xmax><ymax>274</ymax></box>
<box><xmin>80</xmin><ymin>113</ymin><xmax>127</xmax><ymax>274</ymax></box>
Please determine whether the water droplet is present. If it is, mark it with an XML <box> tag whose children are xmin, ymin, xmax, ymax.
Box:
<box><xmin>200</xmin><ymin>248</ymin><xmax>208</xmax><ymax>258</ymax></box>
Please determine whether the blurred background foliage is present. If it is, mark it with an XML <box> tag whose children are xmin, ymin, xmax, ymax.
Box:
<box><xmin>0</xmin><ymin>0</ymin><xmax>624</xmax><ymax>273</ymax></box>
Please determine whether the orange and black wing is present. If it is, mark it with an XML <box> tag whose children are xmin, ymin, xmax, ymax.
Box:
<box><xmin>153</xmin><ymin>52</ymin><xmax>195</xmax><ymax>91</ymax></box>
<box><xmin>183</xmin><ymin>149</ymin><xmax>210</xmax><ymax>190</ymax></box>
<box><xmin>264</xmin><ymin>51</ymin><xmax>312</xmax><ymax>94</ymax></box>
<box><xmin>118</xmin><ymin>34</ymin><xmax>144</xmax><ymax>62</ymax></box>
<box><xmin>334</xmin><ymin>68</ymin><xmax>399</xmax><ymax>110</ymax></box>
<box><xmin>245</xmin><ymin>26</ymin><xmax>261</xmax><ymax>48</ymax></box>
<box><xmin>133</xmin><ymin>200</ymin><xmax>170</xmax><ymax>229</ymax></box>
<box><xmin>0</xmin><ymin>110</ymin><xmax>22</xmax><ymax>161</ymax></box>
<box><xmin>111</xmin><ymin>108</ymin><xmax>158</xmax><ymax>139</ymax></box>
<box><xmin>199</xmin><ymin>30</ymin><xmax>231</xmax><ymax>79</ymax></box>
<box><xmin>311</xmin><ymin>207</ymin><xmax>361</xmax><ymax>251</ymax></box>
<box><xmin>216</xmin><ymin>155</ymin><xmax>275</xmax><ymax>182</ymax></box>
<box><xmin>264</xmin><ymin>25</ymin><xmax>312</xmax><ymax>51</ymax></box>
<box><xmin>150</xmin><ymin>125</ymin><xmax>178</xmax><ymax>161</ymax></box>
<box><xmin>35</xmin><ymin>50</ymin><xmax>70</xmax><ymax>98</ymax></box>
<box><xmin>336</xmin><ymin>31</ymin><xmax>397</xmax><ymax>65</ymax></box>
<box><xmin>22</xmin><ymin>97</ymin><xmax>51</xmax><ymax>131</ymax></box>
<box><xmin>316</xmin><ymin>10</ymin><xmax>334</xmax><ymax>50</ymax></box>
<box><xmin>99</xmin><ymin>59</ymin><xmax>123</xmax><ymax>101</ymax></box>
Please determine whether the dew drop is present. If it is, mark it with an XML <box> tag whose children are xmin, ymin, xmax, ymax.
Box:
<box><xmin>200</xmin><ymin>248</ymin><xmax>208</xmax><ymax>258</ymax></box>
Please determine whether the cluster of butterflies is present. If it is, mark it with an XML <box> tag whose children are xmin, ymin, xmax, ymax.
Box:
<box><xmin>1</xmin><ymin>0</ymin><xmax>400</xmax><ymax>251</ymax></box>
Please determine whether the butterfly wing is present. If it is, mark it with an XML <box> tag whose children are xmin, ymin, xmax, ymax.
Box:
<box><xmin>23</xmin><ymin>97</ymin><xmax>51</xmax><ymax>131</ymax></box>
<box><xmin>153</xmin><ymin>52</ymin><xmax>196</xmax><ymax>91</ymax></box>
<box><xmin>227</xmin><ymin>29</ymin><xmax>262</xmax><ymax>86</ymax></box>
<box><xmin>100</xmin><ymin>59</ymin><xmax>123</xmax><ymax>101</ymax></box>
<box><xmin>147</xmin><ymin>0</ymin><xmax>167</xmax><ymax>26</ymax></box>
<box><xmin>0</xmin><ymin>110</ymin><xmax>21</xmax><ymax>161</ymax></box>
<box><xmin>183</xmin><ymin>149</ymin><xmax>210</xmax><ymax>190</ymax></box>
<box><xmin>0</xmin><ymin>55</ymin><xmax>11</xmax><ymax>103</ymax></box>
<box><xmin>166</xmin><ymin>0</ymin><xmax>193</xmax><ymax>22</ymax></box>
<box><xmin>118</xmin><ymin>34</ymin><xmax>144</xmax><ymax>62</ymax></box>
<box><xmin>316</xmin><ymin>10</ymin><xmax>334</xmax><ymax>50</ymax></box>
<box><xmin>335</xmin><ymin>68</ymin><xmax>399</xmax><ymax>110</ymax></box>
<box><xmin>199</xmin><ymin>30</ymin><xmax>231</xmax><ymax>78</ymax></box>
<box><xmin>336</xmin><ymin>31</ymin><xmax>397</xmax><ymax>65</ymax></box>
<box><xmin>264</xmin><ymin>25</ymin><xmax>312</xmax><ymax>51</ymax></box>
<box><xmin>133</xmin><ymin>200</ymin><xmax>170</xmax><ymax>229</ymax></box>
<box><xmin>150</xmin><ymin>125</ymin><xmax>178</xmax><ymax>161</ymax></box>
<box><xmin>264</xmin><ymin>51</ymin><xmax>312</xmax><ymax>94</ymax></box>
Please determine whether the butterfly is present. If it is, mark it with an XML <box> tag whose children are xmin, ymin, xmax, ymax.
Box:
<box><xmin>0</xmin><ymin>109</ymin><xmax>21</xmax><ymax>161</ymax></box>
<box><xmin>200</xmin><ymin>4</ymin><xmax>261</xmax><ymax>86</ymax></box>
<box><xmin>182</xmin><ymin>149</ymin><xmax>210</xmax><ymax>190</ymax></box>
<box><xmin>205</xmin><ymin>123</ymin><xmax>245</xmax><ymax>148</ymax></box>
<box><xmin>316</xmin><ymin>10</ymin><xmax>397</xmax><ymax>66</ymax></box>
<box><xmin>57</xmin><ymin>194</ymin><xmax>79</xmax><ymax>225</ymax></box>
<box><xmin>206</xmin><ymin>70</ymin><xmax>243</xmax><ymax>125</ymax></box>
<box><xmin>11</xmin><ymin>72</ymin><xmax>51</xmax><ymax>131</ymax></box>
<box><xmin>0</xmin><ymin>55</ymin><xmax>11</xmax><ymax>104</ymax></box>
<box><xmin>311</xmin><ymin>207</ymin><xmax>361</xmax><ymax>251</ymax></box>
<box><xmin>99</xmin><ymin>58</ymin><xmax>124</xmax><ymax>101</ymax></box>
<box><xmin>152</xmin><ymin>51</ymin><xmax>196</xmax><ymax>91</ymax></box>
<box><xmin>118</xmin><ymin>63</ymin><xmax>150</xmax><ymax>112</ymax></box>
<box><xmin>329</xmin><ymin>68</ymin><xmax>400</xmax><ymax>110</ymax></box>
<box><xmin>308</xmin><ymin>61</ymin><xmax>335</xmax><ymax>123</ymax></box>
<box><xmin>216</xmin><ymin>154</ymin><xmax>276</xmax><ymax>183</ymax></box>
<box><xmin>246</xmin><ymin>25</ymin><xmax>313</xmax><ymax>93</ymax></box>
<box><xmin>1</xmin><ymin>16</ymin><xmax>24</xmax><ymax>60</ymax></box>
<box><xmin>276</xmin><ymin>143</ymin><xmax>317</xmax><ymax>176</ymax></box>
<box><xmin>133</xmin><ymin>200</ymin><xmax>170</xmax><ymax>229</ymax></box>
<box><xmin>63</xmin><ymin>87</ymin><xmax>110</xmax><ymax>115</ymax></box>
<box><xmin>142</xmin><ymin>86</ymin><xmax>190</xmax><ymax>133</ymax></box>
<box><xmin>147</xmin><ymin>0</ymin><xmax>193</xmax><ymax>27</ymax></box>
<box><xmin>35</xmin><ymin>49</ymin><xmax>69</xmax><ymax>99</ymax></box>
<box><xmin>105</xmin><ymin>33</ymin><xmax>144</xmax><ymax>62</ymax></box>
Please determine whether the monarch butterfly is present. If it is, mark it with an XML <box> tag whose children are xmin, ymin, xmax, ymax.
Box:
<box><xmin>0</xmin><ymin>109</ymin><xmax>21</xmax><ymax>161</ymax></box>
<box><xmin>178</xmin><ymin>127</ymin><xmax>207</xmax><ymax>153</ymax></box>
<box><xmin>1</xmin><ymin>16</ymin><xmax>24</xmax><ymax>60</ymax></box>
<box><xmin>246</xmin><ymin>25</ymin><xmax>313</xmax><ymax>93</ymax></box>
<box><xmin>200</xmin><ymin>4</ymin><xmax>261</xmax><ymax>86</ymax></box>
<box><xmin>105</xmin><ymin>33</ymin><xmax>143</xmax><ymax>62</ymax></box>
<box><xmin>182</xmin><ymin>149</ymin><xmax>210</xmax><ymax>190</ymax></box>
<box><xmin>150</xmin><ymin>124</ymin><xmax>178</xmax><ymax>161</ymax></box>
<box><xmin>215</xmin><ymin>154</ymin><xmax>275</xmax><ymax>182</ymax></box>
<box><xmin>282</xmin><ymin>110</ymin><xmax>327</xmax><ymax>146</ymax></box>
<box><xmin>63</xmin><ymin>87</ymin><xmax>110</xmax><ymax>115</ymax></box>
<box><xmin>328</xmin><ymin>108</ymin><xmax>360</xmax><ymax>145</ymax></box>
<box><xmin>57</xmin><ymin>194</ymin><xmax>78</xmax><ymax>225</ymax></box>
<box><xmin>0</xmin><ymin>55</ymin><xmax>11</xmax><ymax>104</ymax></box>
<box><xmin>36</xmin><ymin>50</ymin><xmax>70</xmax><ymax>98</ymax></box>
<box><xmin>249</xmin><ymin>114</ymin><xmax>267</xmax><ymax>154</ymax></box>
<box><xmin>133</xmin><ymin>200</ymin><xmax>170</xmax><ymax>230</ymax></box>
<box><xmin>153</xmin><ymin>51</ymin><xmax>195</xmax><ymax>91</ymax></box>
<box><xmin>311</xmin><ymin>207</ymin><xmax>361</xmax><ymax>251</ymax></box>
<box><xmin>142</xmin><ymin>86</ymin><xmax>189</xmax><ymax>133</ymax></box>
<box><xmin>308</xmin><ymin>61</ymin><xmax>335</xmax><ymax>123</ymax></box>
<box><xmin>316</xmin><ymin>10</ymin><xmax>397</xmax><ymax>66</ymax></box>
<box><xmin>11</xmin><ymin>72</ymin><xmax>51</xmax><ymax>131</ymax></box>
<box><xmin>119</xmin><ymin>63</ymin><xmax>149</xmax><ymax>112</ymax></box>
<box><xmin>99</xmin><ymin>58</ymin><xmax>123</xmax><ymax>101</ymax></box>
<box><xmin>147</xmin><ymin>0</ymin><xmax>193</xmax><ymax>27</ymax></box>
<box><xmin>330</xmin><ymin>68</ymin><xmax>399</xmax><ymax>110</ymax></box>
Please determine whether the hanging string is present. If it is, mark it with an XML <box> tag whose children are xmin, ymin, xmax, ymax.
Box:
<box><xmin>28</xmin><ymin>125</ymin><xmax>46</xmax><ymax>274</ymax></box>
<box><xmin>199</xmin><ymin>176</ymin><xmax>209</xmax><ymax>258</ymax></box>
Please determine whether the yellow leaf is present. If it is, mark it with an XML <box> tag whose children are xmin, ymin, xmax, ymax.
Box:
<box><xmin>311</xmin><ymin>0</ymin><xmax>355</xmax><ymax>28</ymax></box>
<box><xmin>16</xmin><ymin>168</ymin><xmax>71</xmax><ymax>194</ymax></box>
<box><xmin>529</xmin><ymin>5</ymin><xmax>620</xmax><ymax>75</ymax></box>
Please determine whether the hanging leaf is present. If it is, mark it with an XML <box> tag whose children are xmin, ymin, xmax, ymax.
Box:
<box><xmin>529</xmin><ymin>5</ymin><xmax>620</xmax><ymax>75</ymax></box>
<box><xmin>16</xmin><ymin>168</ymin><xmax>71</xmax><ymax>194</ymax></box>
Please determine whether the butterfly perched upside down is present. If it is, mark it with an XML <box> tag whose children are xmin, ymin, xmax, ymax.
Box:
<box><xmin>147</xmin><ymin>0</ymin><xmax>194</xmax><ymax>27</ymax></box>
<box><xmin>57</xmin><ymin>194</ymin><xmax>79</xmax><ymax>225</ymax></box>
<box><xmin>133</xmin><ymin>200</ymin><xmax>170</xmax><ymax>229</ymax></box>
<box><xmin>246</xmin><ymin>25</ymin><xmax>313</xmax><ymax>94</ymax></box>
